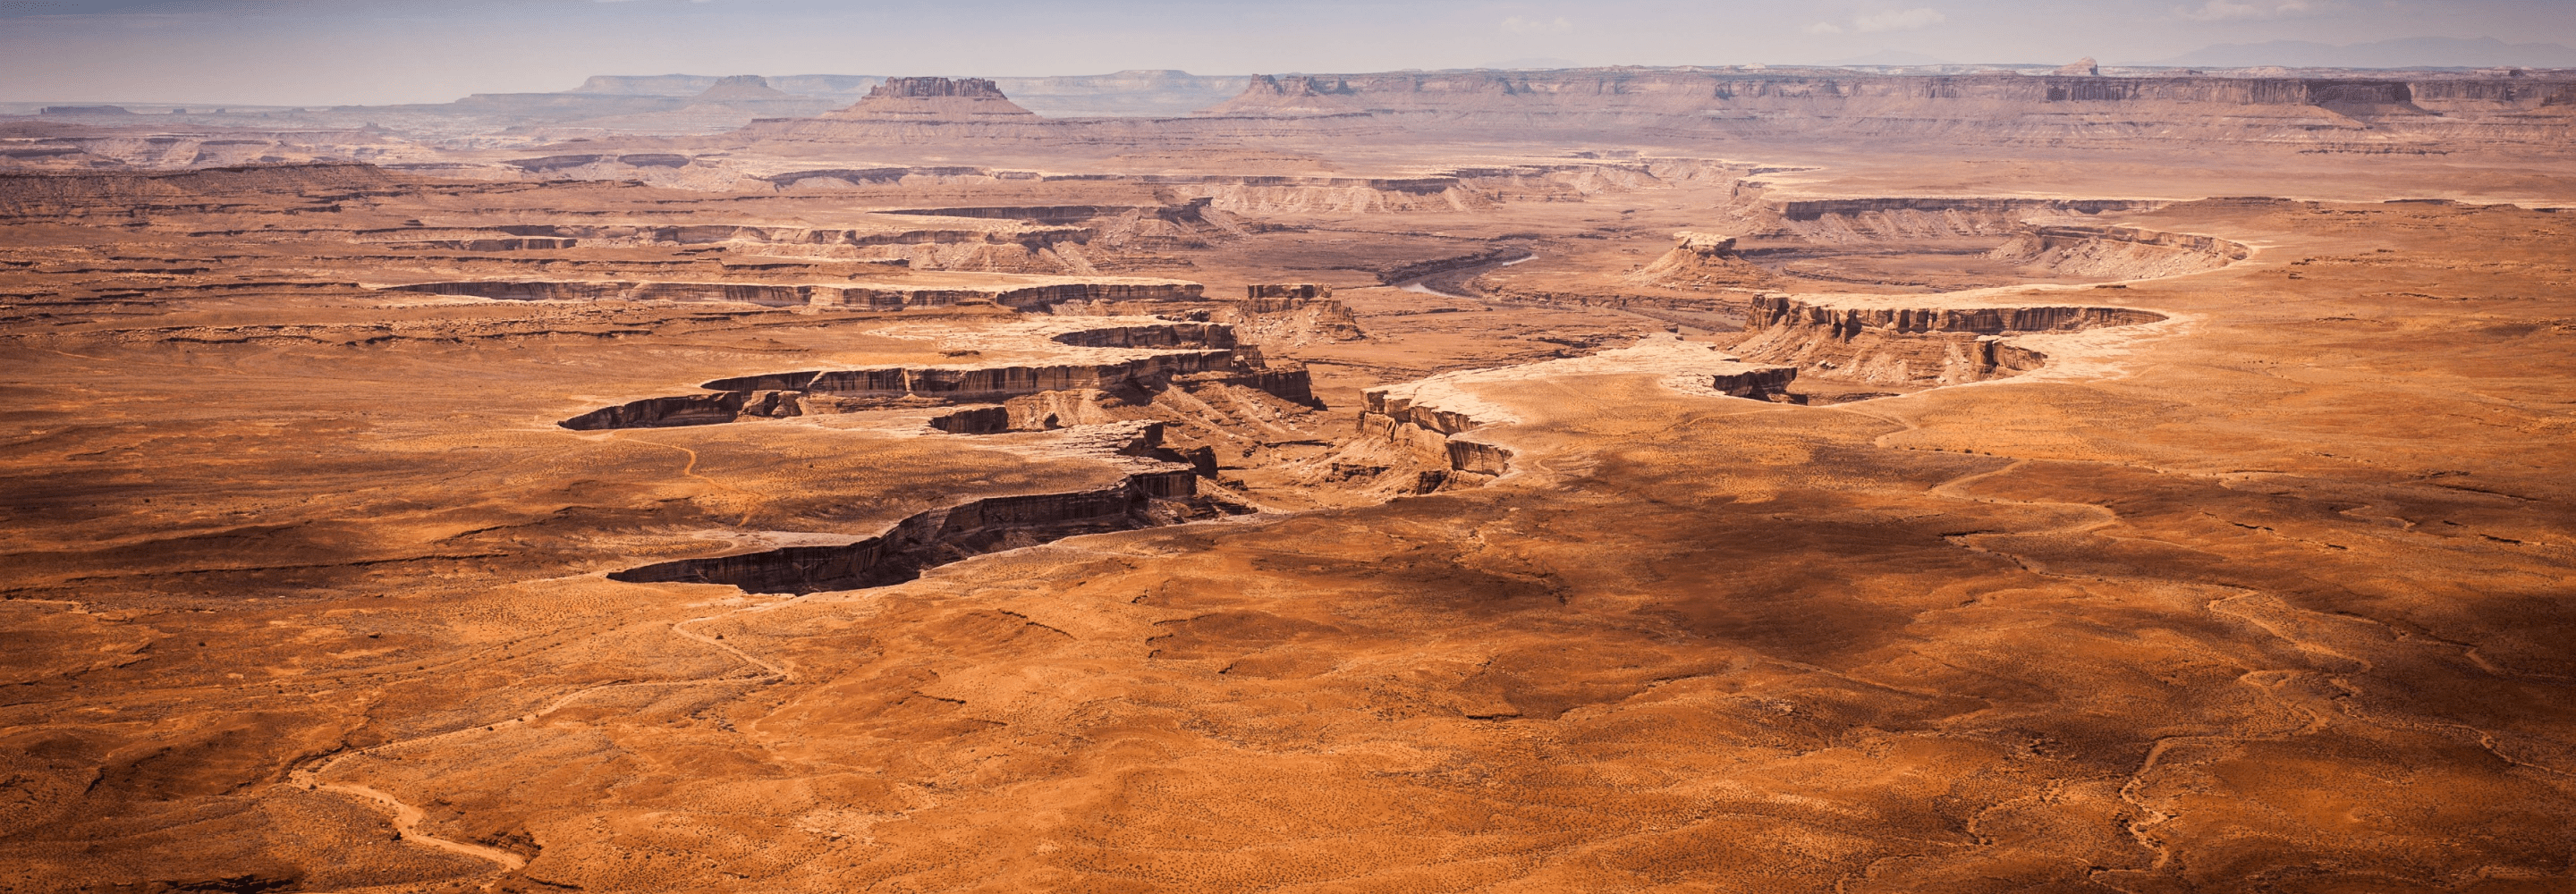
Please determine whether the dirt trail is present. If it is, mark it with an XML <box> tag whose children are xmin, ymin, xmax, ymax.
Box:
<box><xmin>289</xmin><ymin>601</ymin><xmax>802</xmax><ymax>874</ymax></box>
<box><xmin>316</xmin><ymin>782</ymin><xmax>530</xmax><ymax>871</ymax></box>
<box><xmin>616</xmin><ymin>434</ymin><xmax>770</xmax><ymax>526</ymax></box>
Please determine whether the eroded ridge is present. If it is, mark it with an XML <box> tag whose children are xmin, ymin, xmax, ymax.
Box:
<box><xmin>608</xmin><ymin>422</ymin><xmax>1233</xmax><ymax>595</ymax></box>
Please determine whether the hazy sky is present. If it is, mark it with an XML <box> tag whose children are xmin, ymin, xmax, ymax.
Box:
<box><xmin>2</xmin><ymin>0</ymin><xmax>2571</xmax><ymax>105</ymax></box>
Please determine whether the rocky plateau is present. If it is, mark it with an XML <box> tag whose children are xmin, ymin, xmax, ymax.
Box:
<box><xmin>3</xmin><ymin>63</ymin><xmax>2573</xmax><ymax>894</ymax></box>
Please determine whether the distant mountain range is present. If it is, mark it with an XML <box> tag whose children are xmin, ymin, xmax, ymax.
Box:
<box><xmin>2148</xmin><ymin>37</ymin><xmax>2576</xmax><ymax>69</ymax></box>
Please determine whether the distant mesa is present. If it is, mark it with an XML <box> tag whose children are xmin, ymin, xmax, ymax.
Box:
<box><xmin>572</xmin><ymin>73</ymin><xmax>723</xmax><ymax>96</ymax></box>
<box><xmin>39</xmin><ymin>105</ymin><xmax>135</xmax><ymax>116</ymax></box>
<box><xmin>691</xmin><ymin>74</ymin><xmax>797</xmax><ymax>102</ymax></box>
<box><xmin>1199</xmin><ymin>75</ymin><xmax>1361</xmax><ymax>116</ymax></box>
<box><xmin>826</xmin><ymin>77</ymin><xmax>1038</xmax><ymax>120</ymax></box>
<box><xmin>877</xmin><ymin>77</ymin><xmax>1009</xmax><ymax>99</ymax></box>
<box><xmin>2055</xmin><ymin>57</ymin><xmax>2100</xmax><ymax>77</ymax></box>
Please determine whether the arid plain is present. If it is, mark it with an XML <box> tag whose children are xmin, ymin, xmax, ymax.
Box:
<box><xmin>4</xmin><ymin>68</ymin><xmax>2576</xmax><ymax>892</ymax></box>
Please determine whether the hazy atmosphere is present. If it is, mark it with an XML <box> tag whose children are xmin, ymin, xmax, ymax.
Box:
<box><xmin>3</xmin><ymin>0</ymin><xmax>2573</xmax><ymax>104</ymax></box>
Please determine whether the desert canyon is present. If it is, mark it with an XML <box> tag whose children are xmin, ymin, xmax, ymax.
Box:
<box><xmin>3</xmin><ymin>57</ymin><xmax>2575</xmax><ymax>893</ymax></box>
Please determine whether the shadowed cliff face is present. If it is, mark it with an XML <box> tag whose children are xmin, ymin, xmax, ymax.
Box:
<box><xmin>610</xmin><ymin>464</ymin><xmax>1215</xmax><ymax>595</ymax></box>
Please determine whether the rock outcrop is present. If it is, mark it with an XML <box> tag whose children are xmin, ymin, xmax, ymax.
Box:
<box><xmin>1629</xmin><ymin>231</ymin><xmax>1776</xmax><ymax>291</ymax></box>
<box><xmin>560</xmin><ymin>390</ymin><xmax>806</xmax><ymax>430</ymax></box>
<box><xmin>1217</xmin><ymin>284</ymin><xmax>1365</xmax><ymax>347</ymax></box>
<box><xmin>1730</xmin><ymin>293</ymin><xmax>2167</xmax><ymax>385</ymax></box>
<box><xmin>825</xmin><ymin>77</ymin><xmax>1039</xmax><ymax>120</ymax></box>
<box><xmin>1049</xmin><ymin>283</ymin><xmax>1365</xmax><ymax>349</ymax></box>
<box><xmin>1199</xmin><ymin>75</ymin><xmax>1365</xmax><ymax>116</ymax></box>
<box><xmin>926</xmin><ymin>405</ymin><xmax>1011</xmax><ymax>434</ymax></box>
<box><xmin>1353</xmin><ymin>388</ymin><xmax>1514</xmax><ymax>493</ymax></box>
